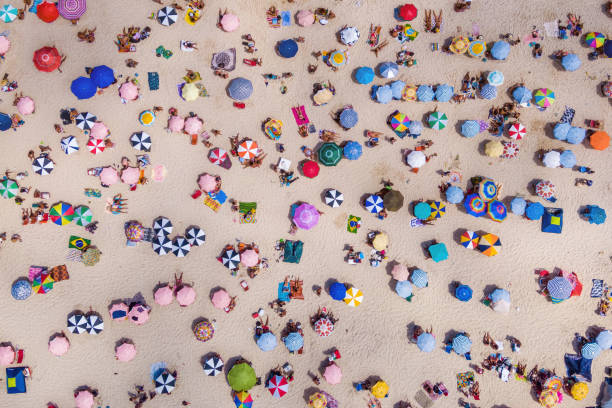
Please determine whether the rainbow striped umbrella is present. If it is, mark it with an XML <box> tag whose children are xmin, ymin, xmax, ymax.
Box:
<box><xmin>534</xmin><ymin>88</ymin><xmax>555</xmax><ymax>108</ymax></box>
<box><xmin>390</xmin><ymin>111</ymin><xmax>410</xmax><ymax>133</ymax></box>
<box><xmin>50</xmin><ymin>202</ymin><xmax>74</xmax><ymax>226</ymax></box>
<box><xmin>32</xmin><ymin>273</ymin><xmax>54</xmax><ymax>294</ymax></box>
<box><xmin>487</xmin><ymin>200</ymin><xmax>507</xmax><ymax>222</ymax></box>
<box><xmin>464</xmin><ymin>193</ymin><xmax>486</xmax><ymax>217</ymax></box>
<box><xmin>585</xmin><ymin>32</ymin><xmax>606</xmax><ymax>48</ymax></box>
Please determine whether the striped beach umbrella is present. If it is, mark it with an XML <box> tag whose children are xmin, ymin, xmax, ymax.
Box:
<box><xmin>428</xmin><ymin>111</ymin><xmax>448</xmax><ymax>130</ymax></box>
<box><xmin>234</xmin><ymin>391</ymin><xmax>253</xmax><ymax>408</ymax></box>
<box><xmin>130</xmin><ymin>132</ymin><xmax>152</xmax><ymax>152</ymax></box>
<box><xmin>429</xmin><ymin>201</ymin><xmax>446</xmax><ymax>218</ymax></box>
<box><xmin>152</xmin><ymin>235</ymin><xmax>172</xmax><ymax>255</ymax></box>
<box><xmin>464</xmin><ymin>193</ymin><xmax>486</xmax><ymax>217</ymax></box>
<box><xmin>61</xmin><ymin>135</ymin><xmax>79</xmax><ymax>154</ymax></box>
<box><xmin>534</xmin><ymin>88</ymin><xmax>555</xmax><ymax>108</ymax></box>
<box><xmin>50</xmin><ymin>202</ymin><xmax>74</xmax><ymax>225</ymax></box>
<box><xmin>32</xmin><ymin>273</ymin><xmax>54</xmax><ymax>294</ymax></box>
<box><xmin>267</xmin><ymin>375</ymin><xmax>289</xmax><ymax>398</ymax></box>
<box><xmin>73</xmin><ymin>205</ymin><xmax>93</xmax><ymax>226</ymax></box>
<box><xmin>153</xmin><ymin>217</ymin><xmax>173</xmax><ymax>236</ymax></box>
<box><xmin>58</xmin><ymin>0</ymin><xmax>87</xmax><ymax>20</ymax></box>
<box><xmin>344</xmin><ymin>286</ymin><xmax>363</xmax><ymax>307</ymax></box>
<box><xmin>390</xmin><ymin>111</ymin><xmax>410</xmax><ymax>133</ymax></box>
<box><xmin>508</xmin><ymin>122</ymin><xmax>526</xmax><ymax>140</ymax></box>
<box><xmin>75</xmin><ymin>112</ymin><xmax>96</xmax><ymax>130</ymax></box>
<box><xmin>32</xmin><ymin>156</ymin><xmax>54</xmax><ymax>175</ymax></box>
<box><xmin>478</xmin><ymin>179</ymin><xmax>498</xmax><ymax>201</ymax></box>
<box><xmin>0</xmin><ymin>5</ymin><xmax>18</xmax><ymax>22</ymax></box>
<box><xmin>365</xmin><ymin>194</ymin><xmax>384</xmax><ymax>214</ymax></box>
<box><xmin>0</xmin><ymin>178</ymin><xmax>18</xmax><ymax>199</ymax></box>
<box><xmin>477</xmin><ymin>233</ymin><xmax>501</xmax><ymax>256</ymax></box>
<box><xmin>185</xmin><ymin>226</ymin><xmax>205</xmax><ymax>246</ymax></box>
<box><xmin>237</xmin><ymin>140</ymin><xmax>259</xmax><ymax>160</ymax></box>
<box><xmin>585</xmin><ymin>32</ymin><xmax>606</xmax><ymax>48</ymax></box>
<box><xmin>460</xmin><ymin>230</ymin><xmax>479</xmax><ymax>249</ymax></box>
<box><xmin>172</xmin><ymin>236</ymin><xmax>191</xmax><ymax>257</ymax></box>
<box><xmin>487</xmin><ymin>200</ymin><xmax>508</xmax><ymax>222</ymax></box>
<box><xmin>87</xmin><ymin>138</ymin><xmax>105</xmax><ymax>154</ymax></box>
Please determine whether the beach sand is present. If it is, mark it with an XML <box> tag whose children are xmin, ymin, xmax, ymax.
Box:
<box><xmin>1</xmin><ymin>1</ymin><xmax>611</xmax><ymax>407</ymax></box>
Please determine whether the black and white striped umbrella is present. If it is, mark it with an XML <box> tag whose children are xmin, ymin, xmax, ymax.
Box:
<box><xmin>67</xmin><ymin>314</ymin><xmax>88</xmax><ymax>334</ymax></box>
<box><xmin>152</xmin><ymin>217</ymin><xmax>173</xmax><ymax>236</ymax></box>
<box><xmin>185</xmin><ymin>226</ymin><xmax>206</xmax><ymax>246</ymax></box>
<box><xmin>154</xmin><ymin>370</ymin><xmax>176</xmax><ymax>394</ymax></box>
<box><xmin>152</xmin><ymin>235</ymin><xmax>172</xmax><ymax>255</ymax></box>
<box><xmin>130</xmin><ymin>132</ymin><xmax>152</xmax><ymax>152</ymax></box>
<box><xmin>172</xmin><ymin>236</ymin><xmax>191</xmax><ymax>257</ymax></box>
<box><xmin>75</xmin><ymin>112</ymin><xmax>97</xmax><ymax>130</ymax></box>
<box><xmin>157</xmin><ymin>6</ymin><xmax>178</xmax><ymax>26</ymax></box>
<box><xmin>60</xmin><ymin>135</ymin><xmax>79</xmax><ymax>155</ymax></box>
<box><xmin>32</xmin><ymin>156</ymin><xmax>54</xmax><ymax>176</ymax></box>
<box><xmin>221</xmin><ymin>248</ymin><xmax>240</xmax><ymax>269</ymax></box>
<box><xmin>324</xmin><ymin>189</ymin><xmax>344</xmax><ymax>208</ymax></box>
<box><xmin>203</xmin><ymin>355</ymin><xmax>224</xmax><ymax>376</ymax></box>
<box><xmin>86</xmin><ymin>313</ymin><xmax>104</xmax><ymax>335</ymax></box>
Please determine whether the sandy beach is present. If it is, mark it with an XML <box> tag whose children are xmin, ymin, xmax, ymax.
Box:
<box><xmin>1</xmin><ymin>1</ymin><xmax>611</xmax><ymax>407</ymax></box>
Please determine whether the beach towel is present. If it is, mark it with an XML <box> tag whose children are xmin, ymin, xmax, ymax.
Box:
<box><xmin>49</xmin><ymin>265</ymin><xmax>69</xmax><ymax>282</ymax></box>
<box><xmin>564</xmin><ymin>353</ymin><xmax>592</xmax><ymax>382</ymax></box>
<box><xmin>291</xmin><ymin>106</ymin><xmax>309</xmax><ymax>125</ymax></box>
<box><xmin>28</xmin><ymin>266</ymin><xmax>46</xmax><ymax>282</ymax></box>
<box><xmin>278</xmin><ymin>282</ymin><xmax>291</xmax><ymax>302</ymax></box>
<box><xmin>559</xmin><ymin>106</ymin><xmax>575</xmax><ymax>124</ymax></box>
<box><xmin>281</xmin><ymin>11</ymin><xmax>291</xmax><ymax>26</ymax></box>
<box><xmin>591</xmin><ymin>279</ymin><xmax>604</xmax><ymax>298</ymax></box>
<box><xmin>347</xmin><ymin>215</ymin><xmax>361</xmax><ymax>233</ymax></box>
<box><xmin>69</xmin><ymin>235</ymin><xmax>90</xmax><ymax>250</ymax></box>
<box><xmin>283</xmin><ymin>240</ymin><xmax>303</xmax><ymax>263</ymax></box>
<box><xmin>601</xmin><ymin>377</ymin><xmax>612</xmax><ymax>408</ymax></box>
<box><xmin>148</xmin><ymin>72</ymin><xmax>159</xmax><ymax>91</ymax></box>
<box><xmin>239</xmin><ymin>202</ymin><xmax>257</xmax><ymax>224</ymax></box>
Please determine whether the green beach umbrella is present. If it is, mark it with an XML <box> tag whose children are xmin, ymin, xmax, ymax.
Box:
<box><xmin>73</xmin><ymin>205</ymin><xmax>93</xmax><ymax>226</ymax></box>
<box><xmin>318</xmin><ymin>142</ymin><xmax>342</xmax><ymax>167</ymax></box>
<box><xmin>0</xmin><ymin>5</ymin><xmax>18</xmax><ymax>23</ymax></box>
<box><xmin>427</xmin><ymin>112</ymin><xmax>448</xmax><ymax>130</ymax></box>
<box><xmin>228</xmin><ymin>363</ymin><xmax>256</xmax><ymax>392</ymax></box>
<box><xmin>0</xmin><ymin>179</ymin><xmax>19</xmax><ymax>199</ymax></box>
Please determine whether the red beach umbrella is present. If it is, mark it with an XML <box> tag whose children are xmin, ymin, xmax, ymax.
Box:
<box><xmin>37</xmin><ymin>1</ymin><xmax>60</xmax><ymax>23</ymax></box>
<box><xmin>33</xmin><ymin>47</ymin><xmax>62</xmax><ymax>72</ymax></box>
<box><xmin>398</xmin><ymin>4</ymin><xmax>417</xmax><ymax>21</ymax></box>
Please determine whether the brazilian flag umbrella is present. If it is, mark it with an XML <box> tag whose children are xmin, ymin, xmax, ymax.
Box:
<box><xmin>318</xmin><ymin>142</ymin><xmax>342</xmax><ymax>166</ymax></box>
<box><xmin>228</xmin><ymin>363</ymin><xmax>257</xmax><ymax>392</ymax></box>
<box><xmin>50</xmin><ymin>202</ymin><xmax>74</xmax><ymax>226</ymax></box>
<box><xmin>73</xmin><ymin>205</ymin><xmax>93</xmax><ymax>226</ymax></box>
<box><xmin>0</xmin><ymin>178</ymin><xmax>19</xmax><ymax>199</ymax></box>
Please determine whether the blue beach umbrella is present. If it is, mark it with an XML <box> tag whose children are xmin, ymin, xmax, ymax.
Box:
<box><xmin>455</xmin><ymin>285</ymin><xmax>472</xmax><ymax>302</ymax></box>
<box><xmin>461</xmin><ymin>120</ymin><xmax>480</xmax><ymax>138</ymax></box>
<box><xmin>227</xmin><ymin>77</ymin><xmax>253</xmax><ymax>101</ymax></box>
<box><xmin>410</xmin><ymin>269</ymin><xmax>428</xmax><ymax>288</ymax></box>
<box><xmin>553</xmin><ymin>122</ymin><xmax>571</xmax><ymax>141</ymax></box>
<box><xmin>480</xmin><ymin>84</ymin><xmax>497</xmax><ymax>100</ymax></box>
<box><xmin>343</xmin><ymin>141</ymin><xmax>362</xmax><ymax>160</ymax></box>
<box><xmin>417</xmin><ymin>333</ymin><xmax>435</xmax><ymax>352</ymax></box>
<box><xmin>330</xmin><ymin>282</ymin><xmax>347</xmax><ymax>300</ymax></box>
<box><xmin>277</xmin><ymin>39</ymin><xmax>298</xmax><ymax>58</ymax></box>
<box><xmin>395</xmin><ymin>280</ymin><xmax>413</xmax><ymax>298</ymax></box>
<box><xmin>510</xmin><ymin>197</ymin><xmax>527</xmax><ymax>215</ymax></box>
<box><xmin>490</xmin><ymin>288</ymin><xmax>510</xmax><ymax>304</ymax></box>
<box><xmin>339</xmin><ymin>108</ymin><xmax>358</xmax><ymax>129</ymax></box>
<box><xmin>547</xmin><ymin>276</ymin><xmax>572</xmax><ymax>303</ymax></box>
<box><xmin>604</xmin><ymin>39</ymin><xmax>612</xmax><ymax>58</ymax></box>
<box><xmin>566</xmin><ymin>127</ymin><xmax>586</xmax><ymax>144</ymax></box>
<box><xmin>71</xmin><ymin>76</ymin><xmax>97</xmax><ymax>99</ymax></box>
<box><xmin>487</xmin><ymin>71</ymin><xmax>504</xmax><ymax>86</ymax></box>
<box><xmin>585</xmin><ymin>205</ymin><xmax>606</xmax><ymax>225</ymax></box>
<box><xmin>373</xmin><ymin>85</ymin><xmax>393</xmax><ymax>103</ymax></box>
<box><xmin>390</xmin><ymin>80</ymin><xmax>405</xmax><ymax>99</ymax></box>
<box><xmin>491</xmin><ymin>41</ymin><xmax>510</xmax><ymax>60</ymax></box>
<box><xmin>284</xmin><ymin>332</ymin><xmax>304</xmax><ymax>352</ymax></box>
<box><xmin>408</xmin><ymin>120</ymin><xmax>423</xmax><ymax>137</ymax></box>
<box><xmin>435</xmin><ymin>84</ymin><xmax>454</xmax><ymax>102</ymax></box>
<box><xmin>355</xmin><ymin>67</ymin><xmax>375</xmax><ymax>84</ymax></box>
<box><xmin>446</xmin><ymin>186</ymin><xmax>464</xmax><ymax>204</ymax></box>
<box><xmin>414</xmin><ymin>202</ymin><xmax>432</xmax><ymax>220</ymax></box>
<box><xmin>0</xmin><ymin>112</ymin><xmax>12</xmax><ymax>131</ymax></box>
<box><xmin>596</xmin><ymin>330</ymin><xmax>612</xmax><ymax>350</ymax></box>
<box><xmin>512</xmin><ymin>86</ymin><xmax>532</xmax><ymax>105</ymax></box>
<box><xmin>378</xmin><ymin>62</ymin><xmax>399</xmax><ymax>78</ymax></box>
<box><xmin>525</xmin><ymin>202</ymin><xmax>544</xmax><ymax>220</ymax></box>
<box><xmin>559</xmin><ymin>150</ymin><xmax>576</xmax><ymax>168</ymax></box>
<box><xmin>429</xmin><ymin>243</ymin><xmax>448</xmax><ymax>263</ymax></box>
<box><xmin>11</xmin><ymin>279</ymin><xmax>32</xmax><ymax>300</ymax></box>
<box><xmin>90</xmin><ymin>65</ymin><xmax>115</xmax><ymax>88</ymax></box>
<box><xmin>365</xmin><ymin>194</ymin><xmax>384</xmax><ymax>214</ymax></box>
<box><xmin>581</xmin><ymin>342</ymin><xmax>602</xmax><ymax>360</ymax></box>
<box><xmin>416</xmin><ymin>85</ymin><xmax>434</xmax><ymax>102</ymax></box>
<box><xmin>256</xmin><ymin>332</ymin><xmax>278</xmax><ymax>351</ymax></box>
<box><xmin>464</xmin><ymin>193</ymin><xmax>486</xmax><ymax>217</ymax></box>
<box><xmin>561</xmin><ymin>54</ymin><xmax>581</xmax><ymax>71</ymax></box>
<box><xmin>452</xmin><ymin>334</ymin><xmax>472</xmax><ymax>355</ymax></box>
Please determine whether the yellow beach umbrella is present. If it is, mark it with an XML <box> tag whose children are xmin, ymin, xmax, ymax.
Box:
<box><xmin>450</xmin><ymin>36</ymin><xmax>469</xmax><ymax>54</ymax></box>
<box><xmin>308</xmin><ymin>392</ymin><xmax>327</xmax><ymax>408</ymax></box>
<box><xmin>371</xmin><ymin>381</ymin><xmax>389</xmax><ymax>398</ymax></box>
<box><xmin>402</xmin><ymin>84</ymin><xmax>417</xmax><ymax>101</ymax></box>
<box><xmin>372</xmin><ymin>232</ymin><xmax>388</xmax><ymax>251</ymax></box>
<box><xmin>182</xmin><ymin>82</ymin><xmax>199</xmax><ymax>101</ymax></box>
<box><xmin>344</xmin><ymin>287</ymin><xmax>363</xmax><ymax>307</ymax></box>
<box><xmin>485</xmin><ymin>140</ymin><xmax>504</xmax><ymax>157</ymax></box>
<box><xmin>570</xmin><ymin>382</ymin><xmax>588</xmax><ymax>400</ymax></box>
<box><xmin>468</xmin><ymin>39</ymin><xmax>486</xmax><ymax>57</ymax></box>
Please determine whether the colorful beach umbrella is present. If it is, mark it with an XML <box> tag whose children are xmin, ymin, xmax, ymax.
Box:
<box><xmin>193</xmin><ymin>320</ymin><xmax>214</xmax><ymax>342</ymax></box>
<box><xmin>328</xmin><ymin>50</ymin><xmax>348</xmax><ymax>68</ymax></box>
<box><xmin>344</xmin><ymin>286</ymin><xmax>363</xmax><ymax>307</ymax></box>
<box><xmin>267</xmin><ymin>375</ymin><xmax>289</xmax><ymax>398</ymax></box>
<box><xmin>32</xmin><ymin>273</ymin><xmax>54</xmax><ymax>294</ymax></box>
<box><xmin>487</xmin><ymin>200</ymin><xmax>508</xmax><ymax>222</ymax></box>
<box><xmin>508</xmin><ymin>122</ymin><xmax>526</xmax><ymax>140</ymax></box>
<box><xmin>460</xmin><ymin>231</ymin><xmax>479</xmax><ymax>249</ymax></box>
<box><xmin>58</xmin><ymin>0</ymin><xmax>86</xmax><ymax>20</ymax></box>
<box><xmin>585</xmin><ymin>32</ymin><xmax>606</xmax><ymax>48</ymax></box>
<box><xmin>478</xmin><ymin>179</ymin><xmax>498</xmax><ymax>201</ymax></box>
<box><xmin>0</xmin><ymin>4</ymin><xmax>18</xmax><ymax>22</ymax></box>
<box><xmin>365</xmin><ymin>194</ymin><xmax>384</xmax><ymax>214</ymax></box>
<box><xmin>429</xmin><ymin>201</ymin><xmax>446</xmax><ymax>218</ymax></box>
<box><xmin>449</xmin><ymin>36</ymin><xmax>469</xmax><ymax>54</ymax></box>
<box><xmin>314</xmin><ymin>317</ymin><xmax>334</xmax><ymax>337</ymax></box>
<box><xmin>427</xmin><ymin>111</ymin><xmax>448</xmax><ymax>130</ymax></box>
<box><xmin>318</xmin><ymin>142</ymin><xmax>342</xmax><ymax>166</ymax></box>
<box><xmin>464</xmin><ymin>193</ymin><xmax>486</xmax><ymax>217</ymax></box>
<box><xmin>535</xmin><ymin>180</ymin><xmax>556</xmax><ymax>200</ymax></box>
<box><xmin>390</xmin><ymin>111</ymin><xmax>410</xmax><ymax>133</ymax></box>
<box><xmin>50</xmin><ymin>202</ymin><xmax>74</xmax><ymax>225</ymax></box>
<box><xmin>309</xmin><ymin>392</ymin><xmax>327</xmax><ymax>408</ymax></box>
<box><xmin>0</xmin><ymin>178</ymin><xmax>18</xmax><ymax>199</ymax></box>
<box><xmin>468</xmin><ymin>39</ymin><xmax>486</xmax><ymax>57</ymax></box>
<box><xmin>534</xmin><ymin>88</ymin><xmax>555</xmax><ymax>108</ymax></box>
<box><xmin>73</xmin><ymin>205</ymin><xmax>93</xmax><ymax>226</ymax></box>
<box><xmin>234</xmin><ymin>391</ymin><xmax>253</xmax><ymax>408</ymax></box>
<box><xmin>477</xmin><ymin>233</ymin><xmax>501</xmax><ymax>256</ymax></box>
<box><xmin>238</xmin><ymin>140</ymin><xmax>259</xmax><ymax>160</ymax></box>
<box><xmin>293</xmin><ymin>203</ymin><xmax>320</xmax><ymax>230</ymax></box>
<box><xmin>502</xmin><ymin>141</ymin><xmax>519</xmax><ymax>159</ymax></box>
<box><xmin>539</xmin><ymin>390</ymin><xmax>559</xmax><ymax>408</ymax></box>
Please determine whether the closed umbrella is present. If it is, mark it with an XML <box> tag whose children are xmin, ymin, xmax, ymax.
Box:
<box><xmin>193</xmin><ymin>320</ymin><xmax>214</xmax><ymax>341</ymax></box>
<box><xmin>61</xmin><ymin>136</ymin><xmax>79</xmax><ymax>154</ymax></box>
<box><xmin>211</xmin><ymin>289</ymin><xmax>231</xmax><ymax>309</ymax></box>
<box><xmin>284</xmin><ymin>332</ymin><xmax>304</xmax><ymax>352</ymax></box>
<box><xmin>296</xmin><ymin>10</ymin><xmax>314</xmax><ymax>26</ymax></box>
<box><xmin>90</xmin><ymin>65</ymin><xmax>115</xmax><ymax>88</ymax></box>
<box><xmin>455</xmin><ymin>284</ymin><xmax>473</xmax><ymax>301</ymax></box>
<box><xmin>414</xmin><ymin>201</ymin><xmax>431</xmax><ymax>220</ymax></box>
<box><xmin>115</xmin><ymin>342</ymin><xmax>136</xmax><ymax>362</ymax></box>
<box><xmin>240</xmin><ymin>249</ymin><xmax>259</xmax><ymax>267</ymax></box>
<box><xmin>314</xmin><ymin>316</ymin><xmax>334</xmax><ymax>337</ymax></box>
<box><xmin>561</xmin><ymin>54</ymin><xmax>581</xmax><ymax>71</ymax></box>
<box><xmin>318</xmin><ymin>142</ymin><xmax>342</xmax><ymax>166</ymax></box>
<box><xmin>510</xmin><ymin>197</ymin><xmax>527</xmax><ymax>215</ymax></box>
<box><xmin>293</xmin><ymin>203</ymin><xmax>319</xmax><ymax>229</ymax></box>
<box><xmin>491</xmin><ymin>40</ymin><xmax>510</xmax><ymax>60</ymax></box>
<box><xmin>256</xmin><ymin>332</ymin><xmax>277</xmax><ymax>351</ymax></box>
<box><xmin>383</xmin><ymin>190</ymin><xmax>404</xmax><ymax>211</ymax></box>
<box><xmin>176</xmin><ymin>286</ymin><xmax>196</xmax><ymax>306</ymax></box>
<box><xmin>227</xmin><ymin>363</ymin><xmax>256</xmax><ymax>392</ymax></box>
<box><xmin>220</xmin><ymin>13</ymin><xmax>240</xmax><ymax>32</ymax></box>
<box><xmin>324</xmin><ymin>189</ymin><xmax>344</xmax><ymax>208</ymax></box>
<box><xmin>267</xmin><ymin>374</ymin><xmax>289</xmax><ymax>398</ymax></box>
<box><xmin>58</xmin><ymin>0</ymin><xmax>86</xmax><ymax>20</ymax></box>
<box><xmin>71</xmin><ymin>77</ymin><xmax>97</xmax><ymax>99</ymax></box>
<box><xmin>33</xmin><ymin>46</ymin><xmax>62</xmax><ymax>72</ymax></box>
<box><xmin>330</xmin><ymin>282</ymin><xmax>347</xmax><ymax>300</ymax></box>
<box><xmin>185</xmin><ymin>226</ymin><xmax>205</xmax><ymax>246</ymax></box>
<box><xmin>525</xmin><ymin>202</ymin><xmax>544</xmax><ymax>220</ymax></box>
<box><xmin>172</xmin><ymin>236</ymin><xmax>191</xmax><ymax>257</ymax></box>
<box><xmin>323</xmin><ymin>363</ymin><xmax>342</xmax><ymax>384</ymax></box>
<box><xmin>559</xmin><ymin>150</ymin><xmax>576</xmax><ymax>168</ymax></box>
<box><xmin>365</xmin><ymin>194</ymin><xmax>384</xmax><ymax>214</ymax></box>
<box><xmin>32</xmin><ymin>156</ymin><xmax>54</xmax><ymax>176</ymax></box>
<box><xmin>547</xmin><ymin>276</ymin><xmax>572</xmax><ymax>303</ymax></box>
<box><xmin>417</xmin><ymin>332</ymin><xmax>435</xmax><ymax>352</ymax></box>
<box><xmin>355</xmin><ymin>67</ymin><xmax>375</xmax><ymax>84</ymax></box>
<box><xmin>435</xmin><ymin>84</ymin><xmax>454</xmax><ymax>102</ymax></box>
<box><xmin>452</xmin><ymin>334</ymin><xmax>472</xmax><ymax>355</ymax></box>
<box><xmin>153</xmin><ymin>217</ymin><xmax>173</xmax><ymax>236</ymax></box>
<box><xmin>396</xmin><ymin>280</ymin><xmax>413</xmax><ymax>298</ymax></box>
<box><xmin>379</xmin><ymin>62</ymin><xmax>399</xmax><ymax>78</ymax></box>
<box><xmin>121</xmin><ymin>167</ymin><xmax>140</xmax><ymax>185</ymax></box>
<box><xmin>338</xmin><ymin>108</ymin><xmax>358</xmax><ymax>129</ymax></box>
<box><xmin>228</xmin><ymin>77</ymin><xmax>253</xmax><ymax>100</ymax></box>
<box><xmin>406</xmin><ymin>150</ymin><xmax>426</xmax><ymax>169</ymax></box>
<box><xmin>411</xmin><ymin>269</ymin><xmax>428</xmax><ymax>288</ymax></box>
<box><xmin>203</xmin><ymin>355</ymin><xmax>224</xmax><ymax>376</ymax></box>
<box><xmin>302</xmin><ymin>160</ymin><xmax>320</xmax><ymax>178</ymax></box>
<box><xmin>590</xmin><ymin>131</ymin><xmax>610</xmax><ymax>151</ymax></box>
<box><xmin>446</xmin><ymin>186</ymin><xmax>464</xmax><ymax>203</ymax></box>
<box><xmin>339</xmin><ymin>26</ymin><xmax>360</xmax><ymax>46</ymax></box>
<box><xmin>477</xmin><ymin>233</ymin><xmax>501</xmax><ymax>256</ymax></box>
<box><xmin>75</xmin><ymin>112</ymin><xmax>96</xmax><ymax>130</ymax></box>
<box><xmin>154</xmin><ymin>285</ymin><xmax>173</xmax><ymax>305</ymax></box>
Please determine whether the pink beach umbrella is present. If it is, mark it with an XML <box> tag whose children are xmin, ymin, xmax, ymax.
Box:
<box><xmin>115</xmin><ymin>342</ymin><xmax>136</xmax><ymax>362</ymax></box>
<box><xmin>48</xmin><ymin>334</ymin><xmax>70</xmax><ymax>356</ymax></box>
<box><xmin>128</xmin><ymin>304</ymin><xmax>150</xmax><ymax>325</ymax></box>
<box><xmin>0</xmin><ymin>345</ymin><xmax>15</xmax><ymax>366</ymax></box>
<box><xmin>176</xmin><ymin>286</ymin><xmax>196</xmax><ymax>307</ymax></box>
<box><xmin>154</xmin><ymin>285</ymin><xmax>173</xmax><ymax>306</ymax></box>
<box><xmin>198</xmin><ymin>173</ymin><xmax>217</xmax><ymax>192</ymax></box>
<box><xmin>89</xmin><ymin>121</ymin><xmax>109</xmax><ymax>139</ymax></box>
<box><xmin>220</xmin><ymin>13</ymin><xmax>240</xmax><ymax>32</ymax></box>
<box><xmin>391</xmin><ymin>264</ymin><xmax>409</xmax><ymax>281</ymax></box>
<box><xmin>75</xmin><ymin>390</ymin><xmax>94</xmax><ymax>408</ymax></box>
<box><xmin>296</xmin><ymin>10</ymin><xmax>315</xmax><ymax>26</ymax></box>
<box><xmin>99</xmin><ymin>167</ymin><xmax>119</xmax><ymax>186</ymax></box>
<box><xmin>293</xmin><ymin>203</ymin><xmax>320</xmax><ymax>230</ymax></box>
<box><xmin>211</xmin><ymin>288</ymin><xmax>231</xmax><ymax>309</ymax></box>
<box><xmin>120</xmin><ymin>167</ymin><xmax>140</xmax><ymax>185</ymax></box>
<box><xmin>119</xmin><ymin>82</ymin><xmax>138</xmax><ymax>101</ymax></box>
<box><xmin>240</xmin><ymin>249</ymin><xmax>259</xmax><ymax>267</ymax></box>
<box><xmin>323</xmin><ymin>362</ymin><xmax>342</xmax><ymax>385</ymax></box>
<box><xmin>0</xmin><ymin>36</ymin><xmax>10</xmax><ymax>56</ymax></box>
<box><xmin>16</xmin><ymin>96</ymin><xmax>35</xmax><ymax>115</ymax></box>
<box><xmin>168</xmin><ymin>115</ymin><xmax>185</xmax><ymax>132</ymax></box>
<box><xmin>184</xmin><ymin>116</ymin><xmax>203</xmax><ymax>135</ymax></box>
<box><xmin>109</xmin><ymin>302</ymin><xmax>129</xmax><ymax>320</ymax></box>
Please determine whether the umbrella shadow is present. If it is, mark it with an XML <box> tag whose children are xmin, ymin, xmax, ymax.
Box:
<box><xmin>223</xmin><ymin>355</ymin><xmax>249</xmax><ymax>378</ymax></box>
<box><xmin>302</xmin><ymin>386</ymin><xmax>320</xmax><ymax>404</ymax></box>
<box><xmin>209</xmin><ymin>286</ymin><xmax>226</xmax><ymax>300</ymax></box>
<box><xmin>483</xmin><ymin>284</ymin><xmax>498</xmax><ymax>301</ymax></box>
<box><xmin>526</xmin><ymin>179</ymin><xmax>540</xmax><ymax>196</ymax></box>
<box><xmin>74</xmin><ymin>385</ymin><xmax>98</xmax><ymax>397</ymax></box>
<box><xmin>115</xmin><ymin>337</ymin><xmax>133</xmax><ymax>348</ymax></box>
<box><xmin>448</xmin><ymin>280</ymin><xmax>460</xmax><ymax>297</ymax></box>
<box><xmin>543</xmin><ymin>122</ymin><xmax>556</xmax><ymax>140</ymax></box>
<box><xmin>153</xmin><ymin>281</ymin><xmax>171</xmax><ymax>295</ymax></box>
<box><xmin>67</xmin><ymin>309</ymin><xmax>85</xmax><ymax>320</ymax></box>
<box><xmin>442</xmin><ymin>329</ymin><xmax>461</xmax><ymax>346</ymax></box>
<box><xmin>359</xmin><ymin>193</ymin><xmax>374</xmax><ymax>211</ymax></box>
<box><xmin>419</xmin><ymin>239</ymin><xmax>437</xmax><ymax>259</ymax></box>
<box><xmin>317</xmin><ymin>350</ymin><xmax>336</xmax><ymax>375</ymax></box>
<box><xmin>129</xmin><ymin>292</ymin><xmax>147</xmax><ymax>306</ymax></box>
<box><xmin>108</xmin><ymin>298</ymin><xmax>129</xmax><ymax>312</ymax></box>
<box><xmin>532</xmin><ymin>148</ymin><xmax>545</xmax><ymax>166</ymax></box>
<box><xmin>0</xmin><ymin>341</ymin><xmax>14</xmax><ymax>349</ymax></box>
<box><xmin>452</xmin><ymin>228</ymin><xmax>466</xmax><ymax>245</ymax></box>
<box><xmin>406</xmin><ymin>321</ymin><xmax>417</xmax><ymax>341</ymax></box>
<box><xmin>48</xmin><ymin>332</ymin><xmax>67</xmax><ymax>343</ymax></box>
<box><xmin>477</xmin><ymin>139</ymin><xmax>490</xmax><ymax>157</ymax></box>
<box><xmin>385</xmin><ymin>261</ymin><xmax>399</xmax><ymax>278</ymax></box>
